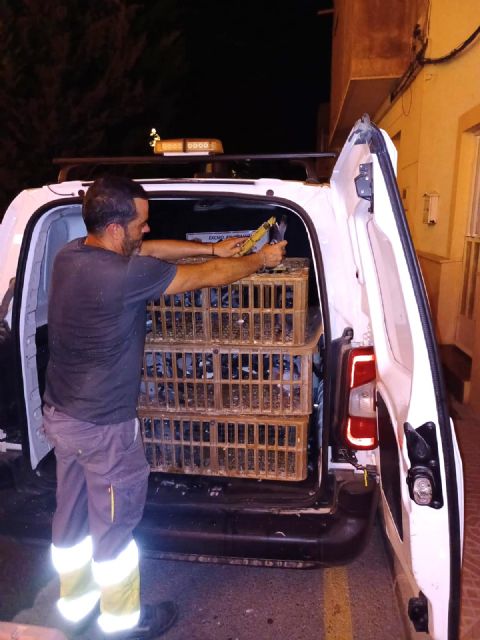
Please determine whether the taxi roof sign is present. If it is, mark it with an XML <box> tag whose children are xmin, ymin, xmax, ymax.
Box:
<box><xmin>149</xmin><ymin>129</ymin><xmax>224</xmax><ymax>155</ymax></box>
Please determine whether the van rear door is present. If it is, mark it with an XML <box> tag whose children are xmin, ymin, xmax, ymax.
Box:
<box><xmin>330</xmin><ymin>116</ymin><xmax>463</xmax><ymax>640</ymax></box>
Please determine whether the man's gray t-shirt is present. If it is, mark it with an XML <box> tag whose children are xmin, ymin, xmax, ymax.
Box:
<box><xmin>44</xmin><ymin>238</ymin><xmax>176</xmax><ymax>424</ymax></box>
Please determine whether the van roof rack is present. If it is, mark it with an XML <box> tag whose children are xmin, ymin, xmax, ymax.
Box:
<box><xmin>52</xmin><ymin>153</ymin><xmax>336</xmax><ymax>183</ymax></box>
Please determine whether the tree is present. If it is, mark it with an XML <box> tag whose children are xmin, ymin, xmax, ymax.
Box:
<box><xmin>0</xmin><ymin>0</ymin><xmax>187</xmax><ymax>214</ymax></box>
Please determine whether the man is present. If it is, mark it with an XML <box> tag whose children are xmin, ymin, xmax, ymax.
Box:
<box><xmin>42</xmin><ymin>175</ymin><xmax>286</xmax><ymax>639</ymax></box>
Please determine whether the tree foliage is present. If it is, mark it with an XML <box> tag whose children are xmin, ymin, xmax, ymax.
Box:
<box><xmin>0</xmin><ymin>0</ymin><xmax>187</xmax><ymax>214</ymax></box>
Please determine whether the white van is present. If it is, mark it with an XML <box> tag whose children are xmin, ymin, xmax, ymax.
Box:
<box><xmin>0</xmin><ymin>116</ymin><xmax>463</xmax><ymax>640</ymax></box>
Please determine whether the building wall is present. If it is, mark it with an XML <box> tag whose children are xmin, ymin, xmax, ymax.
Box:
<box><xmin>377</xmin><ymin>1</ymin><xmax>479</xmax><ymax>254</ymax></box>
<box><xmin>374</xmin><ymin>0</ymin><xmax>480</xmax><ymax>406</ymax></box>
<box><xmin>330</xmin><ymin>0</ymin><xmax>415</xmax><ymax>146</ymax></box>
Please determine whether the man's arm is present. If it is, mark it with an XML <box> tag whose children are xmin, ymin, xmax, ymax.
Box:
<box><xmin>164</xmin><ymin>241</ymin><xmax>287</xmax><ymax>294</ymax></box>
<box><xmin>140</xmin><ymin>237</ymin><xmax>244</xmax><ymax>260</ymax></box>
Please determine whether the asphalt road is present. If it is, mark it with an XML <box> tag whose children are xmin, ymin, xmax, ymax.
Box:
<box><xmin>1</xmin><ymin>520</ymin><xmax>404</xmax><ymax>640</ymax></box>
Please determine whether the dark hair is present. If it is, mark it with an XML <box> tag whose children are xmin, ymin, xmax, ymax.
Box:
<box><xmin>83</xmin><ymin>175</ymin><xmax>148</xmax><ymax>233</ymax></box>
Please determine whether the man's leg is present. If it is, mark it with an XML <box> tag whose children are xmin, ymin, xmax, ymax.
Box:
<box><xmin>43</xmin><ymin>406</ymin><xmax>100</xmax><ymax>624</ymax></box>
<box><xmin>86</xmin><ymin>418</ymin><xmax>150</xmax><ymax>634</ymax></box>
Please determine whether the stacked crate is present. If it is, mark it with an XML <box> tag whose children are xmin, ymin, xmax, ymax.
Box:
<box><xmin>138</xmin><ymin>258</ymin><xmax>321</xmax><ymax>481</ymax></box>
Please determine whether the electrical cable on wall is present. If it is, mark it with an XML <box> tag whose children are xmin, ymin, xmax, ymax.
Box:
<box><xmin>391</xmin><ymin>23</ymin><xmax>480</xmax><ymax>102</ymax></box>
<box><xmin>422</xmin><ymin>24</ymin><xmax>480</xmax><ymax>64</ymax></box>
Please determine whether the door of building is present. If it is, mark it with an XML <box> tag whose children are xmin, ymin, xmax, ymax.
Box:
<box><xmin>456</xmin><ymin>135</ymin><xmax>480</xmax><ymax>356</ymax></box>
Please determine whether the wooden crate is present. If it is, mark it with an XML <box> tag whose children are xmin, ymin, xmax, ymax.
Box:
<box><xmin>145</xmin><ymin>258</ymin><xmax>310</xmax><ymax>345</ymax></box>
<box><xmin>139</xmin><ymin>320</ymin><xmax>322</xmax><ymax>416</ymax></box>
<box><xmin>138</xmin><ymin>411</ymin><xmax>310</xmax><ymax>481</ymax></box>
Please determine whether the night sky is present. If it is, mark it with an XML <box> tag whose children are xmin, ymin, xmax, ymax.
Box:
<box><xmin>174</xmin><ymin>0</ymin><xmax>333</xmax><ymax>153</ymax></box>
<box><xmin>0</xmin><ymin>1</ymin><xmax>333</xmax><ymax>212</ymax></box>
<box><xmin>103</xmin><ymin>0</ymin><xmax>333</xmax><ymax>155</ymax></box>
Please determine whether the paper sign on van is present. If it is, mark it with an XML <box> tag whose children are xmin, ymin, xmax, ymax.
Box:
<box><xmin>186</xmin><ymin>230</ymin><xmax>268</xmax><ymax>251</ymax></box>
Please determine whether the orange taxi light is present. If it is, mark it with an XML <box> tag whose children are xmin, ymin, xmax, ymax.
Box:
<box><xmin>153</xmin><ymin>138</ymin><xmax>224</xmax><ymax>155</ymax></box>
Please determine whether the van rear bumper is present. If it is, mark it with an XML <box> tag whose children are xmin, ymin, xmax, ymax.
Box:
<box><xmin>138</xmin><ymin>477</ymin><xmax>379</xmax><ymax>566</ymax></box>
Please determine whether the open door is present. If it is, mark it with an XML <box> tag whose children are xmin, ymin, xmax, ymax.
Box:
<box><xmin>331</xmin><ymin>116</ymin><xmax>463</xmax><ymax>640</ymax></box>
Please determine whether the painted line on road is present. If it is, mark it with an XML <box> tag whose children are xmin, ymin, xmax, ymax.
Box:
<box><xmin>324</xmin><ymin>567</ymin><xmax>353</xmax><ymax>640</ymax></box>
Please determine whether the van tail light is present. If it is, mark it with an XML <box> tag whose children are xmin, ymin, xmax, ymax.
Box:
<box><xmin>344</xmin><ymin>348</ymin><xmax>378</xmax><ymax>450</ymax></box>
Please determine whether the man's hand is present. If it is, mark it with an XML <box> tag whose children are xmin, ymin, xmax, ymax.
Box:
<box><xmin>257</xmin><ymin>240</ymin><xmax>287</xmax><ymax>268</ymax></box>
<box><xmin>165</xmin><ymin>240</ymin><xmax>288</xmax><ymax>294</ymax></box>
<box><xmin>213</xmin><ymin>238</ymin><xmax>287</xmax><ymax>265</ymax></box>
<box><xmin>212</xmin><ymin>237</ymin><xmax>245</xmax><ymax>257</ymax></box>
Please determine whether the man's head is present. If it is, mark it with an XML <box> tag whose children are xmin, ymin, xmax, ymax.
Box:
<box><xmin>83</xmin><ymin>176</ymin><xmax>150</xmax><ymax>256</ymax></box>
